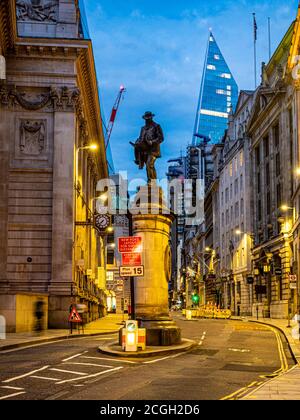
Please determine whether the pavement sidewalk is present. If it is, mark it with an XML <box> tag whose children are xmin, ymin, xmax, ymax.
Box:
<box><xmin>233</xmin><ymin>316</ymin><xmax>300</xmax><ymax>400</ymax></box>
<box><xmin>0</xmin><ymin>313</ymin><xmax>125</xmax><ymax>352</ymax></box>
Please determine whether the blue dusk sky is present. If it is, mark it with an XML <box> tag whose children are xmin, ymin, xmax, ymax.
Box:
<box><xmin>83</xmin><ymin>0</ymin><xmax>299</xmax><ymax>183</ymax></box>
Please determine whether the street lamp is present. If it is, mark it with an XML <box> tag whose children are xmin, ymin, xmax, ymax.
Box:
<box><xmin>280</xmin><ymin>204</ymin><xmax>296</xmax><ymax>227</ymax></box>
<box><xmin>280</xmin><ymin>205</ymin><xmax>294</xmax><ymax>212</ymax></box>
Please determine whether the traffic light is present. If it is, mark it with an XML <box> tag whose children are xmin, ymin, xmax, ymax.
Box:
<box><xmin>192</xmin><ymin>293</ymin><xmax>200</xmax><ymax>305</ymax></box>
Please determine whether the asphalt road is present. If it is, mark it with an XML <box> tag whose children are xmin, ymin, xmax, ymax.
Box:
<box><xmin>0</xmin><ymin>317</ymin><xmax>294</xmax><ymax>401</ymax></box>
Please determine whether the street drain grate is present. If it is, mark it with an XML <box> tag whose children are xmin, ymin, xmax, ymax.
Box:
<box><xmin>189</xmin><ymin>348</ymin><xmax>219</xmax><ymax>356</ymax></box>
<box><xmin>221</xmin><ymin>364</ymin><xmax>275</xmax><ymax>373</ymax></box>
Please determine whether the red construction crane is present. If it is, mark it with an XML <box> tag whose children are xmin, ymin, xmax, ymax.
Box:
<box><xmin>105</xmin><ymin>85</ymin><xmax>126</xmax><ymax>150</ymax></box>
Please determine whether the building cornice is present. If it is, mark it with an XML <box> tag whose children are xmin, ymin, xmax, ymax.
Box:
<box><xmin>1</xmin><ymin>1</ymin><xmax>108</xmax><ymax>179</ymax></box>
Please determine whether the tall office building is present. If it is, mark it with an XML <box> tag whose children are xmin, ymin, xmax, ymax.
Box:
<box><xmin>193</xmin><ymin>31</ymin><xmax>238</xmax><ymax>145</ymax></box>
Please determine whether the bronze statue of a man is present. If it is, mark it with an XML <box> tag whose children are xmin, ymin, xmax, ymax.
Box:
<box><xmin>131</xmin><ymin>112</ymin><xmax>164</xmax><ymax>183</ymax></box>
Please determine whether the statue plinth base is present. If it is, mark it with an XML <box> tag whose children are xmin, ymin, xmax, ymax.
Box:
<box><xmin>132</xmin><ymin>185</ymin><xmax>181</xmax><ymax>346</ymax></box>
<box><xmin>138</xmin><ymin>318</ymin><xmax>181</xmax><ymax>346</ymax></box>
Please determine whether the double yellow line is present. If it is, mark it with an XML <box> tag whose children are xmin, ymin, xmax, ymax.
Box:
<box><xmin>220</xmin><ymin>323</ymin><xmax>289</xmax><ymax>401</ymax></box>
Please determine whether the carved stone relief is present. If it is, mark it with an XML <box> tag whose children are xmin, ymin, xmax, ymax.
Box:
<box><xmin>19</xmin><ymin>120</ymin><xmax>46</xmax><ymax>156</ymax></box>
<box><xmin>0</xmin><ymin>85</ymin><xmax>81</xmax><ymax>112</ymax></box>
<box><xmin>16</xmin><ymin>0</ymin><xmax>58</xmax><ymax>23</ymax></box>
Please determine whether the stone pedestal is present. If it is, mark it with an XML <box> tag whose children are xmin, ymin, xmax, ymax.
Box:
<box><xmin>132</xmin><ymin>186</ymin><xmax>181</xmax><ymax>346</ymax></box>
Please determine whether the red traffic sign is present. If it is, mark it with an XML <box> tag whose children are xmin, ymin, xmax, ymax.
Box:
<box><xmin>68</xmin><ymin>306</ymin><xmax>82</xmax><ymax>323</ymax></box>
<box><xmin>118</xmin><ymin>237</ymin><xmax>142</xmax><ymax>253</ymax></box>
<box><xmin>122</xmin><ymin>252</ymin><xmax>142</xmax><ymax>267</ymax></box>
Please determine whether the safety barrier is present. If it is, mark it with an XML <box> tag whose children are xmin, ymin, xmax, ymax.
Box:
<box><xmin>184</xmin><ymin>306</ymin><xmax>231</xmax><ymax>320</ymax></box>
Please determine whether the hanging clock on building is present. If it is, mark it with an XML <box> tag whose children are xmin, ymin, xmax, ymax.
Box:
<box><xmin>94</xmin><ymin>214</ymin><xmax>111</xmax><ymax>233</ymax></box>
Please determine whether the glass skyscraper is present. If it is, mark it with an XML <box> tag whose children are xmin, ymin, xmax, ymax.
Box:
<box><xmin>193</xmin><ymin>32</ymin><xmax>238</xmax><ymax>145</ymax></box>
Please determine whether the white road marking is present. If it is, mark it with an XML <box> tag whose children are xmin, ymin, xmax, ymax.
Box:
<box><xmin>2</xmin><ymin>366</ymin><xmax>49</xmax><ymax>383</ymax></box>
<box><xmin>1</xmin><ymin>386</ymin><xmax>24</xmax><ymax>391</ymax></box>
<box><xmin>0</xmin><ymin>391</ymin><xmax>26</xmax><ymax>400</ymax></box>
<box><xmin>30</xmin><ymin>376</ymin><xmax>60</xmax><ymax>381</ymax></box>
<box><xmin>82</xmin><ymin>356</ymin><xmax>138</xmax><ymax>364</ymax></box>
<box><xmin>63</xmin><ymin>362</ymin><xmax>113</xmax><ymax>368</ymax></box>
<box><xmin>95</xmin><ymin>337</ymin><xmax>117</xmax><ymax>341</ymax></box>
<box><xmin>62</xmin><ymin>352</ymin><xmax>88</xmax><ymax>362</ymax></box>
<box><xmin>50</xmin><ymin>368</ymin><xmax>86</xmax><ymax>376</ymax></box>
<box><xmin>55</xmin><ymin>366</ymin><xmax>123</xmax><ymax>385</ymax></box>
<box><xmin>199</xmin><ymin>331</ymin><xmax>207</xmax><ymax>346</ymax></box>
<box><xmin>143</xmin><ymin>353</ymin><xmax>183</xmax><ymax>365</ymax></box>
<box><xmin>228</xmin><ymin>348</ymin><xmax>250</xmax><ymax>353</ymax></box>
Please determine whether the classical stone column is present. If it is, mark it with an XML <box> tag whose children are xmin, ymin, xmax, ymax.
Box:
<box><xmin>132</xmin><ymin>186</ymin><xmax>181</xmax><ymax>346</ymax></box>
<box><xmin>48</xmin><ymin>111</ymin><xmax>76</xmax><ymax>328</ymax></box>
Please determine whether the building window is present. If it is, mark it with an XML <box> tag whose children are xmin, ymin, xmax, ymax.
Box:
<box><xmin>225</xmin><ymin>188</ymin><xmax>229</xmax><ymax>203</ymax></box>
<box><xmin>257</xmin><ymin>172</ymin><xmax>261</xmax><ymax>194</ymax></box>
<box><xmin>274</xmin><ymin>124</ymin><xmax>280</xmax><ymax>149</ymax></box>
<box><xmin>240</xmin><ymin>199</ymin><xmax>244</xmax><ymax>216</ymax></box>
<box><xmin>267</xmin><ymin>192</ymin><xmax>271</xmax><ymax>215</ymax></box>
<box><xmin>234</xmin><ymin>179</ymin><xmax>238</xmax><ymax>195</ymax></box>
<box><xmin>240</xmin><ymin>174</ymin><xmax>244</xmax><ymax>191</ymax></box>
<box><xmin>264</xmin><ymin>136</ymin><xmax>269</xmax><ymax>157</ymax></box>
<box><xmin>235</xmin><ymin>202</ymin><xmax>239</xmax><ymax>218</ymax></box>
<box><xmin>255</xmin><ymin>147</ymin><xmax>260</xmax><ymax>167</ymax></box>
<box><xmin>107</xmin><ymin>251</ymin><xmax>115</xmax><ymax>265</ymax></box>
<box><xmin>276</xmin><ymin>183</ymin><xmax>281</xmax><ymax>208</ymax></box>
<box><xmin>276</xmin><ymin>153</ymin><xmax>281</xmax><ymax>177</ymax></box>
<box><xmin>230</xmin><ymin>184</ymin><xmax>233</xmax><ymax>200</ymax></box>
<box><xmin>230</xmin><ymin>163</ymin><xmax>233</xmax><ymax>177</ymax></box>
<box><xmin>266</xmin><ymin>163</ymin><xmax>270</xmax><ymax>186</ymax></box>
<box><xmin>240</xmin><ymin>151</ymin><xmax>244</xmax><ymax>166</ymax></box>
<box><xmin>220</xmin><ymin>73</ymin><xmax>231</xmax><ymax>79</ymax></box>
<box><xmin>258</xmin><ymin>200</ymin><xmax>262</xmax><ymax>221</ymax></box>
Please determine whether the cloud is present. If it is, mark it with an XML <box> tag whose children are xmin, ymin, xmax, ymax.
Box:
<box><xmin>85</xmin><ymin>0</ymin><xmax>299</xmax><ymax>179</ymax></box>
<box><xmin>130</xmin><ymin>9</ymin><xmax>145</xmax><ymax>19</ymax></box>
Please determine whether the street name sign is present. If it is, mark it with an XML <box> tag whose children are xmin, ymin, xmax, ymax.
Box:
<box><xmin>120</xmin><ymin>266</ymin><xmax>144</xmax><ymax>277</ymax></box>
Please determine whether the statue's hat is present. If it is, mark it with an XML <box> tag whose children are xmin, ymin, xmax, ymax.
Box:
<box><xmin>143</xmin><ymin>111</ymin><xmax>155</xmax><ymax>120</ymax></box>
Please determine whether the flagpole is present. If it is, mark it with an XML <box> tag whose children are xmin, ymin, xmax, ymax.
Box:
<box><xmin>253</xmin><ymin>13</ymin><xmax>257</xmax><ymax>89</ymax></box>
<box><xmin>268</xmin><ymin>17</ymin><xmax>271</xmax><ymax>60</ymax></box>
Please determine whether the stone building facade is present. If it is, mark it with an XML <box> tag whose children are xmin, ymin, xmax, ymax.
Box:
<box><xmin>214</xmin><ymin>91</ymin><xmax>254</xmax><ymax>315</ymax></box>
<box><xmin>248</xmin><ymin>15</ymin><xmax>300</xmax><ymax>319</ymax></box>
<box><xmin>0</xmin><ymin>0</ymin><xmax>109</xmax><ymax>331</ymax></box>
